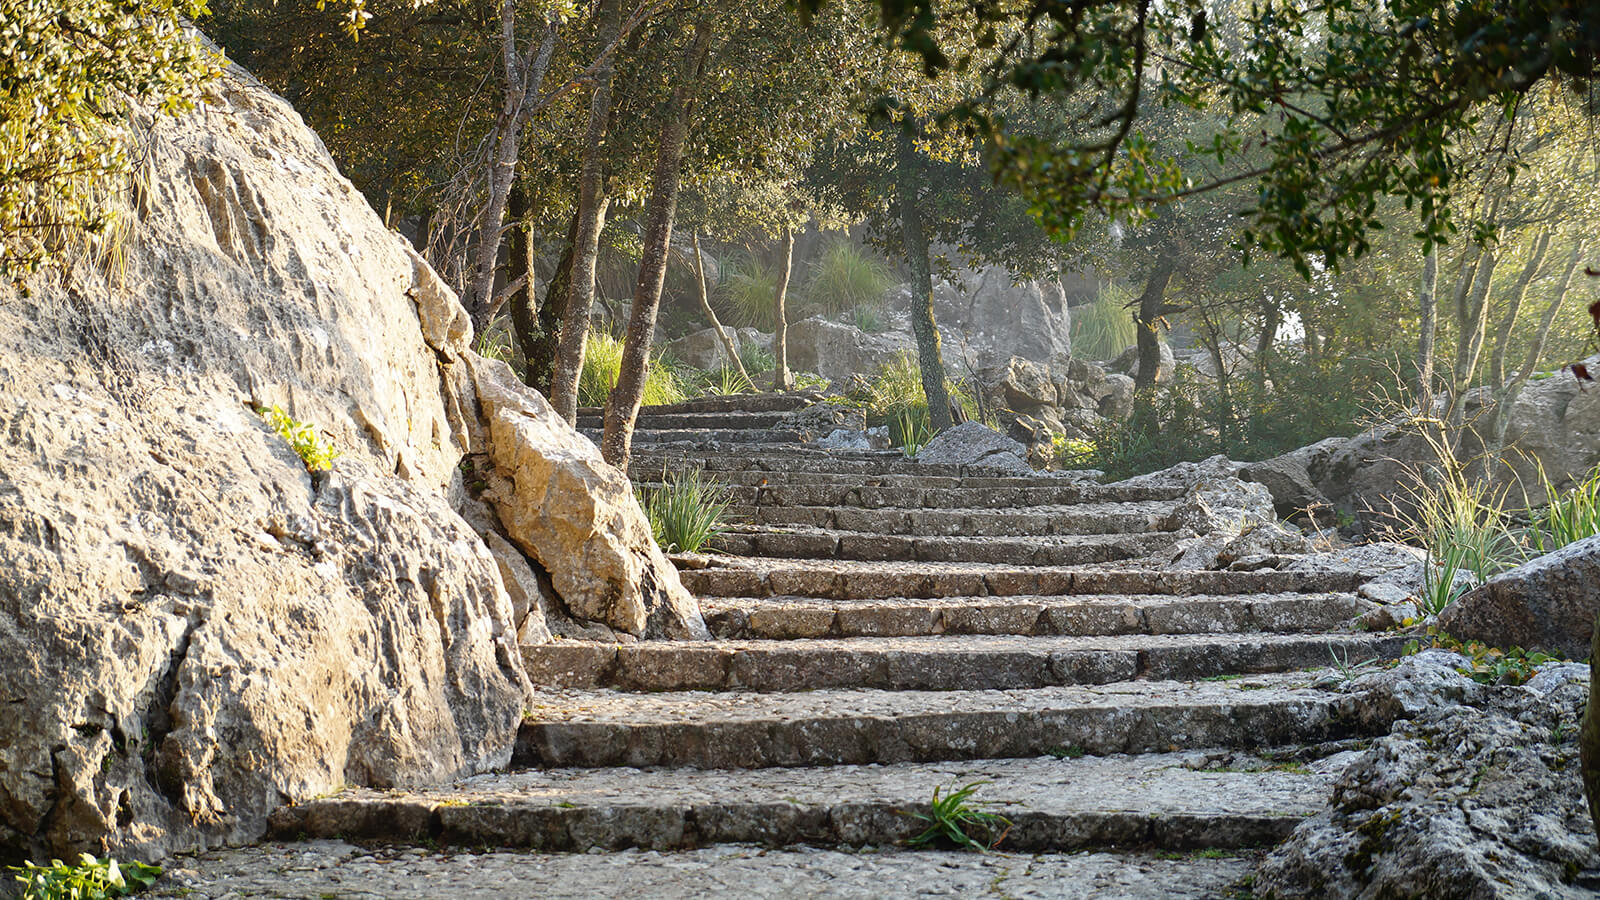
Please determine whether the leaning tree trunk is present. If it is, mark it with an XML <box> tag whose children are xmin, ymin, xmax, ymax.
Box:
<box><xmin>691</xmin><ymin>231</ymin><xmax>751</xmax><ymax>384</ymax></box>
<box><xmin>504</xmin><ymin>184</ymin><xmax>535</xmax><ymax>364</ymax></box>
<box><xmin>771</xmin><ymin>226</ymin><xmax>795</xmax><ymax>392</ymax></box>
<box><xmin>600</xmin><ymin>19</ymin><xmax>712</xmax><ymax>470</ymax></box>
<box><xmin>521</xmin><ymin>207</ymin><xmax>581</xmax><ymax>394</ymax></box>
<box><xmin>1491</xmin><ymin>239</ymin><xmax>1585</xmax><ymax>454</ymax></box>
<box><xmin>1132</xmin><ymin>255</ymin><xmax>1177</xmax><ymax>392</ymax></box>
<box><xmin>896</xmin><ymin>127</ymin><xmax>952</xmax><ymax>432</ymax></box>
<box><xmin>547</xmin><ymin>0</ymin><xmax>624</xmax><ymax>422</ymax></box>
<box><xmin>1416</xmin><ymin>246</ymin><xmax>1439</xmax><ymax>413</ymax></box>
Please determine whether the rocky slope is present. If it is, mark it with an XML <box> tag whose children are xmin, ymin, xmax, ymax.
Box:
<box><xmin>0</xmin><ymin>57</ymin><xmax>700</xmax><ymax>863</ymax></box>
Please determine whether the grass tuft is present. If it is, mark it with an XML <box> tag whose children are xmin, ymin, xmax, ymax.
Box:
<box><xmin>578</xmin><ymin>331</ymin><xmax>687</xmax><ymax>408</ymax></box>
<box><xmin>638</xmin><ymin>469</ymin><xmax>732</xmax><ymax>554</ymax></box>
<box><xmin>905</xmin><ymin>781</ymin><xmax>1012</xmax><ymax>852</ymax></box>
<box><xmin>1070</xmin><ymin>282</ymin><xmax>1138</xmax><ymax>361</ymax></box>
<box><xmin>802</xmin><ymin>240</ymin><xmax>894</xmax><ymax>319</ymax></box>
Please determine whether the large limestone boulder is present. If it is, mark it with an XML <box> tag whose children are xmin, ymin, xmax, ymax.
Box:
<box><xmin>928</xmin><ymin>264</ymin><xmax>1072</xmax><ymax>366</ymax></box>
<box><xmin>915</xmin><ymin>423</ymin><xmax>1033</xmax><ymax>474</ymax></box>
<box><xmin>1435</xmin><ymin>535</ymin><xmax>1600</xmax><ymax>660</ymax></box>
<box><xmin>0</xmin><ymin>56</ymin><xmax>696</xmax><ymax>863</ymax></box>
<box><xmin>785</xmin><ymin>316</ymin><xmax>916</xmax><ymax>382</ymax></box>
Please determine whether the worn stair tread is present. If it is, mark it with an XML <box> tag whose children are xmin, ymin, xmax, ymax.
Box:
<box><xmin>580</xmin><ymin>427</ymin><xmax>806</xmax><ymax>444</ymax></box>
<box><xmin>700</xmin><ymin>591</ymin><xmax>1372</xmax><ymax>639</ymax></box>
<box><xmin>147</xmin><ymin>842</ymin><xmax>1257</xmax><ymax>900</ymax></box>
<box><xmin>710</xmin><ymin>527</ymin><xmax>1176</xmax><ymax>565</ymax></box>
<box><xmin>679</xmin><ymin>559</ymin><xmax>1368</xmax><ymax>599</ymax></box>
<box><xmin>719</xmin><ymin>500</ymin><xmax>1176</xmax><ymax>536</ymax></box>
<box><xmin>577</xmin><ymin>392</ymin><xmax>823</xmax><ymax>416</ymax></box>
<box><xmin>577</xmin><ymin>411</ymin><xmax>792</xmax><ymax>430</ymax></box>
<box><xmin>703</xmin><ymin>483</ymin><xmax>1183</xmax><ymax>509</ymax></box>
<box><xmin>271</xmin><ymin>752</ymin><xmax>1344</xmax><ymax>853</ymax></box>
<box><xmin>521</xmin><ymin>632</ymin><xmax>1402</xmax><ymax>692</ymax></box>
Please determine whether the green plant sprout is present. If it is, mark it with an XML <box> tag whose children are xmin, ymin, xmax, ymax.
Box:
<box><xmin>260</xmin><ymin>405</ymin><xmax>339</xmax><ymax>472</ymax></box>
<box><xmin>905</xmin><ymin>781</ymin><xmax>1012</xmax><ymax>852</ymax></box>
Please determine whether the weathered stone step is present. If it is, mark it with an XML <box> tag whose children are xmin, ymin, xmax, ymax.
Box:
<box><xmin>678</xmin><ymin>560</ymin><xmax>1368</xmax><ymax>601</ymax></box>
<box><xmin>629</xmin><ymin>450</ymin><xmax>1020</xmax><ymax>479</ymax></box>
<box><xmin>710</xmin><ymin>528</ymin><xmax>1174</xmax><ymax>566</ymax></box>
<box><xmin>720</xmin><ymin>501</ymin><xmax>1174</xmax><ymax>537</ymax></box>
<box><xmin>577</xmin><ymin>391</ymin><xmax>822</xmax><ymax>416</ymax></box>
<box><xmin>657</xmin><ymin>481</ymin><xmax>1183</xmax><ymax>510</ymax></box>
<box><xmin>270</xmin><ymin>752</ymin><xmax>1341</xmax><ymax>853</ymax></box>
<box><xmin>513</xmin><ymin>674</ymin><xmax>1382</xmax><ymax>768</ymax></box>
<box><xmin>627</xmin><ymin>463</ymin><xmax>1135</xmax><ymax>494</ymax></box>
<box><xmin>148</xmin><ymin>841</ymin><xmax>1257</xmax><ymax>900</ymax></box>
<box><xmin>521</xmin><ymin>632</ymin><xmax>1403</xmax><ymax>692</ymax></box>
<box><xmin>581</xmin><ymin>428</ymin><xmax>805</xmax><ymax>445</ymax></box>
<box><xmin>577</xmin><ymin>410</ymin><xmax>789</xmax><ymax>430</ymax></box>
<box><xmin>701</xmin><ymin>591</ymin><xmax>1372</xmax><ymax>639</ymax></box>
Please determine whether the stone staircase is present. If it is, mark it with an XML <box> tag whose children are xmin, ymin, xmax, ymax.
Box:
<box><xmin>266</xmin><ymin>395</ymin><xmax>1407</xmax><ymax>896</ymax></box>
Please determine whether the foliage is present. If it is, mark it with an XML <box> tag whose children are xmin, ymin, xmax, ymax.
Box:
<box><xmin>1070</xmin><ymin>284</ymin><xmax>1138</xmax><ymax>361</ymax></box>
<box><xmin>1</xmin><ymin>0</ymin><xmax>218</xmax><ymax>275</ymax></box>
<box><xmin>10</xmin><ymin>853</ymin><xmax>161</xmax><ymax>900</ymax></box>
<box><xmin>637</xmin><ymin>469</ymin><xmax>732</xmax><ymax>554</ymax></box>
<box><xmin>848</xmin><ymin>303</ymin><xmax>886</xmax><ymax>334</ymax></box>
<box><xmin>578</xmin><ymin>332</ymin><xmax>687</xmax><ymax>408</ymax></box>
<box><xmin>690</xmin><ymin>364</ymin><xmax>755</xmax><ymax>398</ymax></box>
<box><xmin>892</xmin><ymin>406</ymin><xmax>933</xmax><ymax>457</ymax></box>
<box><xmin>1403</xmin><ymin>628</ymin><xmax>1561</xmax><ymax>686</ymax></box>
<box><xmin>905</xmin><ymin>781</ymin><xmax>1011</xmax><ymax>852</ymax></box>
<box><xmin>1527</xmin><ymin>464</ymin><xmax>1600</xmax><ymax>555</ymax></box>
<box><xmin>857</xmin><ymin>353</ymin><xmax>977</xmax><ymax>451</ymax></box>
<box><xmin>720</xmin><ymin>254</ymin><xmax>782</xmax><ymax>331</ymax></box>
<box><xmin>1050</xmin><ymin>434</ymin><xmax>1097</xmax><ymax>470</ymax></box>
<box><xmin>260</xmin><ymin>406</ymin><xmax>339</xmax><ymax>472</ymax></box>
<box><xmin>1419</xmin><ymin>543</ymin><xmax>1474</xmax><ymax>617</ymax></box>
<box><xmin>1392</xmin><ymin>434</ymin><xmax>1522</xmax><ymax>583</ymax></box>
<box><xmin>801</xmin><ymin>239</ymin><xmax>894</xmax><ymax>318</ymax></box>
<box><xmin>737</xmin><ymin>340</ymin><xmax>776</xmax><ymax>376</ymax></box>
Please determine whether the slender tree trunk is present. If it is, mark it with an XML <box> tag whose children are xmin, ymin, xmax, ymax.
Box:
<box><xmin>1491</xmin><ymin>239</ymin><xmax>1585</xmax><ymax>452</ymax></box>
<box><xmin>1581</xmin><ymin>613</ymin><xmax>1600</xmax><ymax>846</ymax></box>
<box><xmin>466</xmin><ymin>12</ymin><xmax>559</xmax><ymax>332</ymax></box>
<box><xmin>547</xmin><ymin>0</ymin><xmax>625</xmax><ymax>422</ymax></box>
<box><xmin>896</xmin><ymin>126</ymin><xmax>952</xmax><ymax>432</ymax></box>
<box><xmin>1253</xmin><ymin>296</ymin><xmax>1280</xmax><ymax>390</ymax></box>
<box><xmin>1489</xmin><ymin>230</ymin><xmax>1552</xmax><ymax>389</ymax></box>
<box><xmin>1133</xmin><ymin>255</ymin><xmax>1177</xmax><ymax>392</ymax></box>
<box><xmin>1447</xmin><ymin>247</ymin><xmax>1499</xmax><ymax>435</ymax></box>
<box><xmin>601</xmin><ymin>18</ymin><xmax>713</xmax><ymax>469</ymax></box>
<box><xmin>522</xmin><ymin>206</ymin><xmax>582</xmax><ymax>393</ymax></box>
<box><xmin>504</xmin><ymin>183</ymin><xmax>534</xmax><ymax>364</ymax></box>
<box><xmin>692</xmin><ymin>231</ymin><xmax>751</xmax><ymax>384</ymax></box>
<box><xmin>771</xmin><ymin>226</ymin><xmax>795</xmax><ymax>392</ymax></box>
<box><xmin>1416</xmin><ymin>247</ymin><xmax>1439</xmax><ymax>412</ymax></box>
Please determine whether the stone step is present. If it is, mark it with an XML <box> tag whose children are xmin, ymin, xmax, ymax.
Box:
<box><xmin>678</xmin><ymin>560</ymin><xmax>1368</xmax><ymax>601</ymax></box>
<box><xmin>512</xmin><ymin>674</ymin><xmax>1382</xmax><ymax>768</ymax></box>
<box><xmin>581</xmin><ymin>428</ymin><xmax>805</xmax><ymax>445</ymax></box>
<box><xmin>701</xmin><ymin>591</ymin><xmax>1372</xmax><ymax>640</ymax></box>
<box><xmin>521</xmin><ymin>632</ymin><xmax>1404</xmax><ymax>692</ymax></box>
<box><xmin>269</xmin><ymin>752</ymin><xmax>1343</xmax><ymax>854</ymax></box>
<box><xmin>659</xmin><ymin>481</ymin><xmax>1183</xmax><ymax>510</ymax></box>
<box><xmin>629</xmin><ymin>450</ymin><xmax>1010</xmax><ymax>479</ymax></box>
<box><xmin>577</xmin><ymin>410</ymin><xmax>790</xmax><ymax>431</ymax></box>
<box><xmin>710</xmin><ymin>528</ymin><xmax>1175</xmax><ymax>566</ymax></box>
<box><xmin>720</xmin><ymin>501</ymin><xmax>1175</xmax><ymax>537</ymax></box>
<box><xmin>149</xmin><ymin>842</ymin><xmax>1258</xmax><ymax>900</ymax></box>
<box><xmin>586</xmin><ymin>391</ymin><xmax>825</xmax><ymax>416</ymax></box>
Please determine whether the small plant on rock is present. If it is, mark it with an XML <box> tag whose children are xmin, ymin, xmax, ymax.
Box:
<box><xmin>10</xmin><ymin>853</ymin><xmax>161</xmax><ymax>900</ymax></box>
<box><xmin>1418</xmin><ymin>542</ymin><xmax>1474</xmax><ymax>616</ymax></box>
<box><xmin>905</xmin><ymin>781</ymin><xmax>1012</xmax><ymax>852</ymax></box>
<box><xmin>1527</xmin><ymin>463</ymin><xmax>1600</xmax><ymax>555</ymax></box>
<box><xmin>260</xmin><ymin>405</ymin><xmax>339</xmax><ymax>472</ymax></box>
<box><xmin>1402</xmin><ymin>628</ymin><xmax>1561</xmax><ymax>685</ymax></box>
<box><xmin>638</xmin><ymin>468</ymin><xmax>732</xmax><ymax>554</ymax></box>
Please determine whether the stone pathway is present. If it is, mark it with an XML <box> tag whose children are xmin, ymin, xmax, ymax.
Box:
<box><xmin>166</xmin><ymin>395</ymin><xmax>1405</xmax><ymax>897</ymax></box>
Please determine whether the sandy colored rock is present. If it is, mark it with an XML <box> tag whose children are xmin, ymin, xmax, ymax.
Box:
<box><xmin>471</xmin><ymin>357</ymin><xmax>708</xmax><ymax>640</ymax></box>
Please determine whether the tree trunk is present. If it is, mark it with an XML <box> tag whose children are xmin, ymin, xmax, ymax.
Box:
<box><xmin>504</xmin><ymin>183</ymin><xmax>534</xmax><ymax>365</ymax></box>
<box><xmin>1447</xmin><ymin>247</ymin><xmax>1499</xmax><ymax>435</ymax></box>
<box><xmin>897</xmin><ymin>126</ymin><xmax>952</xmax><ymax>432</ymax></box>
<box><xmin>522</xmin><ymin>206</ymin><xmax>583</xmax><ymax>393</ymax></box>
<box><xmin>1582</xmin><ymin>612</ymin><xmax>1600</xmax><ymax>848</ymax></box>
<box><xmin>692</xmin><ymin>231</ymin><xmax>751</xmax><ymax>384</ymax></box>
<box><xmin>1489</xmin><ymin>230</ymin><xmax>1552</xmax><ymax>389</ymax></box>
<box><xmin>1491</xmin><ymin>239</ymin><xmax>1585</xmax><ymax>453</ymax></box>
<box><xmin>1253</xmin><ymin>296</ymin><xmax>1280</xmax><ymax>389</ymax></box>
<box><xmin>771</xmin><ymin>226</ymin><xmax>795</xmax><ymax>392</ymax></box>
<box><xmin>466</xmin><ymin>12</ymin><xmax>558</xmax><ymax>332</ymax></box>
<box><xmin>600</xmin><ymin>18</ymin><xmax>713</xmax><ymax>469</ymax></box>
<box><xmin>1416</xmin><ymin>247</ymin><xmax>1438</xmax><ymax>412</ymax></box>
<box><xmin>546</xmin><ymin>0</ymin><xmax>624</xmax><ymax>422</ymax></box>
<box><xmin>1133</xmin><ymin>255</ymin><xmax>1177</xmax><ymax>392</ymax></box>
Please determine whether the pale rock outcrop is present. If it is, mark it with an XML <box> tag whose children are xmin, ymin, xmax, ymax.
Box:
<box><xmin>915</xmin><ymin>423</ymin><xmax>1033</xmax><ymax>474</ymax></box>
<box><xmin>928</xmin><ymin>264</ymin><xmax>1073</xmax><ymax>366</ymax></box>
<box><xmin>785</xmin><ymin>316</ymin><xmax>917</xmax><ymax>382</ymax></box>
<box><xmin>1435</xmin><ymin>534</ymin><xmax>1600</xmax><ymax>660</ymax></box>
<box><xmin>471</xmin><ymin>359</ymin><xmax>708</xmax><ymax>641</ymax></box>
<box><xmin>1259</xmin><ymin>654</ymin><xmax>1600</xmax><ymax>898</ymax></box>
<box><xmin>0</xmin><ymin>55</ymin><xmax>697</xmax><ymax>863</ymax></box>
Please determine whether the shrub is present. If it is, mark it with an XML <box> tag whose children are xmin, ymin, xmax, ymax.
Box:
<box><xmin>638</xmin><ymin>469</ymin><xmax>732</xmax><ymax>553</ymax></box>
<box><xmin>260</xmin><ymin>405</ymin><xmax>339</xmax><ymax>472</ymax></box>
<box><xmin>720</xmin><ymin>254</ymin><xmax>781</xmax><ymax>330</ymax></box>
<box><xmin>802</xmin><ymin>240</ymin><xmax>894</xmax><ymax>318</ymax></box>
<box><xmin>858</xmin><ymin>353</ymin><xmax>978</xmax><ymax>452</ymax></box>
<box><xmin>9</xmin><ymin>853</ymin><xmax>161</xmax><ymax>900</ymax></box>
<box><xmin>1070</xmin><ymin>283</ymin><xmax>1138</xmax><ymax>360</ymax></box>
<box><xmin>577</xmin><ymin>332</ymin><xmax>687</xmax><ymax>408</ymax></box>
<box><xmin>737</xmin><ymin>340</ymin><xmax>776</xmax><ymax>375</ymax></box>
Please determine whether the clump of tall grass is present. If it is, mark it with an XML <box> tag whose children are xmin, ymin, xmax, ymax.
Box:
<box><xmin>1070</xmin><ymin>282</ymin><xmax>1138</xmax><ymax>361</ymax></box>
<box><xmin>1527</xmin><ymin>463</ymin><xmax>1600</xmax><ymax>555</ymax></box>
<box><xmin>578</xmin><ymin>331</ymin><xmax>687</xmax><ymax>408</ymax></box>
<box><xmin>802</xmin><ymin>240</ymin><xmax>894</xmax><ymax>319</ymax></box>
<box><xmin>860</xmin><ymin>353</ymin><xmax>978</xmax><ymax>452</ymax></box>
<box><xmin>721</xmin><ymin>254</ymin><xmax>781</xmax><ymax>330</ymax></box>
<box><xmin>738</xmin><ymin>340</ymin><xmax>776</xmax><ymax>375</ymax></box>
<box><xmin>638</xmin><ymin>469</ymin><xmax>732</xmax><ymax>554</ymax></box>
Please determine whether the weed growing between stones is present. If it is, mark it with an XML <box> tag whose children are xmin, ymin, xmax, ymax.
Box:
<box><xmin>1418</xmin><ymin>541</ymin><xmax>1473</xmax><ymax>617</ymax></box>
<box><xmin>10</xmin><ymin>853</ymin><xmax>160</xmax><ymax>899</ymax></box>
<box><xmin>904</xmin><ymin>781</ymin><xmax>1012</xmax><ymax>852</ymax></box>
<box><xmin>260</xmin><ymin>405</ymin><xmax>339</xmax><ymax>472</ymax></box>
<box><xmin>1401</xmin><ymin>628</ymin><xmax>1561</xmax><ymax>686</ymax></box>
<box><xmin>1527</xmin><ymin>462</ymin><xmax>1600</xmax><ymax>555</ymax></box>
<box><xmin>638</xmin><ymin>469</ymin><xmax>732</xmax><ymax>554</ymax></box>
